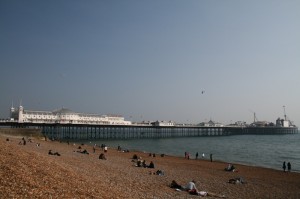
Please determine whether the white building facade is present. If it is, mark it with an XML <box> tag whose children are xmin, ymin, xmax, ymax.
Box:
<box><xmin>10</xmin><ymin>105</ymin><xmax>132</xmax><ymax>125</ymax></box>
<box><xmin>152</xmin><ymin>120</ymin><xmax>175</xmax><ymax>126</ymax></box>
<box><xmin>198</xmin><ymin>120</ymin><xmax>224</xmax><ymax>127</ymax></box>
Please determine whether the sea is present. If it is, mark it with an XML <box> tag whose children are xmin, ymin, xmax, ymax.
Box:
<box><xmin>81</xmin><ymin>132</ymin><xmax>300</xmax><ymax>172</ymax></box>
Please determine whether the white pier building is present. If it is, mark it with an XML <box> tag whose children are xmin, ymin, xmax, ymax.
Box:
<box><xmin>10</xmin><ymin>105</ymin><xmax>132</xmax><ymax>125</ymax></box>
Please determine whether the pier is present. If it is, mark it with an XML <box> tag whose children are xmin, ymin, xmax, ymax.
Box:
<box><xmin>0</xmin><ymin>122</ymin><xmax>298</xmax><ymax>140</ymax></box>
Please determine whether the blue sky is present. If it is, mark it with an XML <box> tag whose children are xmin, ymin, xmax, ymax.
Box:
<box><xmin>1</xmin><ymin>0</ymin><xmax>300</xmax><ymax>125</ymax></box>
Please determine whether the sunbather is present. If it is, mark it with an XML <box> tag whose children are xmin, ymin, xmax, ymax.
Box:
<box><xmin>171</xmin><ymin>180</ymin><xmax>226</xmax><ymax>198</ymax></box>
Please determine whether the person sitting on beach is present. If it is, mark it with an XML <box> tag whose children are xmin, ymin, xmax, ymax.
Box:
<box><xmin>142</xmin><ymin>160</ymin><xmax>147</xmax><ymax>168</ymax></box>
<box><xmin>136</xmin><ymin>159</ymin><xmax>146</xmax><ymax>167</ymax></box>
<box><xmin>99</xmin><ymin>153</ymin><xmax>106</xmax><ymax>160</ymax></box>
<box><xmin>136</xmin><ymin>159</ymin><xmax>142</xmax><ymax>167</ymax></box>
<box><xmin>148</xmin><ymin>161</ymin><xmax>155</xmax><ymax>168</ymax></box>
<box><xmin>155</xmin><ymin>170</ymin><xmax>164</xmax><ymax>175</ymax></box>
<box><xmin>225</xmin><ymin>164</ymin><xmax>235</xmax><ymax>172</ymax></box>
<box><xmin>48</xmin><ymin>150</ymin><xmax>54</xmax><ymax>155</ymax></box>
<box><xmin>22</xmin><ymin>137</ymin><xmax>26</xmax><ymax>145</ymax></box>
<box><xmin>132</xmin><ymin>154</ymin><xmax>138</xmax><ymax>159</ymax></box>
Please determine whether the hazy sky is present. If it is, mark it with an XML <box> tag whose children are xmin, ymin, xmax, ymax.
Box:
<box><xmin>1</xmin><ymin>0</ymin><xmax>299</xmax><ymax>125</ymax></box>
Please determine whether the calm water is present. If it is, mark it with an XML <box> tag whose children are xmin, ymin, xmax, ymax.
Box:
<box><xmin>82</xmin><ymin>133</ymin><xmax>300</xmax><ymax>172</ymax></box>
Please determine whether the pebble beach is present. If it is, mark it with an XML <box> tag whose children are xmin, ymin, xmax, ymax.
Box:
<box><xmin>1</xmin><ymin>130</ymin><xmax>300</xmax><ymax>199</ymax></box>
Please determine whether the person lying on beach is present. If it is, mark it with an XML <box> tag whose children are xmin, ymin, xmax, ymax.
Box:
<box><xmin>149</xmin><ymin>170</ymin><xmax>164</xmax><ymax>175</ymax></box>
<box><xmin>48</xmin><ymin>150</ymin><xmax>61</xmax><ymax>156</ymax></box>
<box><xmin>228</xmin><ymin>177</ymin><xmax>246</xmax><ymax>184</ymax></box>
<box><xmin>77</xmin><ymin>149</ymin><xmax>89</xmax><ymax>155</ymax></box>
<box><xmin>170</xmin><ymin>180</ymin><xmax>226</xmax><ymax>198</ymax></box>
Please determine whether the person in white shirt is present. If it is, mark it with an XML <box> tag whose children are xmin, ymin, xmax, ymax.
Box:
<box><xmin>182</xmin><ymin>180</ymin><xmax>225</xmax><ymax>198</ymax></box>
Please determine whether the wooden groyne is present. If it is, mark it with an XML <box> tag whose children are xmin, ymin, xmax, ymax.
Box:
<box><xmin>0</xmin><ymin>122</ymin><xmax>298</xmax><ymax>140</ymax></box>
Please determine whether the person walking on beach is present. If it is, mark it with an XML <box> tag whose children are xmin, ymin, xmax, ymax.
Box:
<box><xmin>210</xmin><ymin>154</ymin><xmax>213</xmax><ymax>162</ymax></box>
<box><xmin>93</xmin><ymin>145</ymin><xmax>96</xmax><ymax>153</ymax></box>
<box><xmin>287</xmin><ymin>162</ymin><xmax>291</xmax><ymax>172</ymax></box>
<box><xmin>282</xmin><ymin>161</ymin><xmax>286</xmax><ymax>172</ymax></box>
<box><xmin>195</xmin><ymin>152</ymin><xmax>198</xmax><ymax>160</ymax></box>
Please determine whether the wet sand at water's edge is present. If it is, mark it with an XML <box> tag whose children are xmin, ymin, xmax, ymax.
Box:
<box><xmin>1</xmin><ymin>132</ymin><xmax>300</xmax><ymax>199</ymax></box>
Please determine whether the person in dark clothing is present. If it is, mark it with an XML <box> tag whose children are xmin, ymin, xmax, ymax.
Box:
<box><xmin>210</xmin><ymin>154</ymin><xmax>213</xmax><ymax>162</ymax></box>
<box><xmin>48</xmin><ymin>150</ymin><xmax>61</xmax><ymax>156</ymax></box>
<box><xmin>282</xmin><ymin>161</ymin><xmax>286</xmax><ymax>172</ymax></box>
<box><xmin>22</xmin><ymin>137</ymin><xmax>26</xmax><ymax>145</ymax></box>
<box><xmin>99</xmin><ymin>153</ymin><xmax>106</xmax><ymax>160</ymax></box>
<box><xmin>148</xmin><ymin>161</ymin><xmax>155</xmax><ymax>168</ymax></box>
<box><xmin>287</xmin><ymin>162</ymin><xmax>291</xmax><ymax>172</ymax></box>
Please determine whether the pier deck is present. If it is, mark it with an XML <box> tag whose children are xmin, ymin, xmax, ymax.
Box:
<box><xmin>0</xmin><ymin>122</ymin><xmax>298</xmax><ymax>140</ymax></box>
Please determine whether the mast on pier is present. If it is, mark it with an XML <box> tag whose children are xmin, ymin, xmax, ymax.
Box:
<box><xmin>283</xmin><ymin>106</ymin><xmax>287</xmax><ymax>121</ymax></box>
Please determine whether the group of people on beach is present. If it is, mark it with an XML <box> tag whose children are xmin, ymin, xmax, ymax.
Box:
<box><xmin>187</xmin><ymin>152</ymin><xmax>213</xmax><ymax>162</ymax></box>
<box><xmin>132</xmin><ymin>154</ymin><xmax>155</xmax><ymax>168</ymax></box>
<box><xmin>282</xmin><ymin>161</ymin><xmax>291</xmax><ymax>172</ymax></box>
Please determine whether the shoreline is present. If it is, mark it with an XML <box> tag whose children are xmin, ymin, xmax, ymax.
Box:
<box><xmin>1</xmin><ymin>132</ymin><xmax>300</xmax><ymax>198</ymax></box>
<box><xmin>79</xmin><ymin>135</ymin><xmax>300</xmax><ymax>173</ymax></box>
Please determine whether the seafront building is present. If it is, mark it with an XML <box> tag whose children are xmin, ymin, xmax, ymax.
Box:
<box><xmin>198</xmin><ymin>120</ymin><xmax>224</xmax><ymax>127</ymax></box>
<box><xmin>152</xmin><ymin>120</ymin><xmax>175</xmax><ymax>126</ymax></box>
<box><xmin>10</xmin><ymin>105</ymin><xmax>132</xmax><ymax>125</ymax></box>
